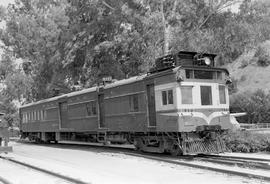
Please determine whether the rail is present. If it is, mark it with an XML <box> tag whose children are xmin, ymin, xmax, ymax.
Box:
<box><xmin>0</xmin><ymin>155</ymin><xmax>90</xmax><ymax>184</ymax></box>
<box><xmin>240</xmin><ymin>123</ymin><xmax>270</xmax><ymax>129</ymax></box>
<box><xmin>17</xmin><ymin>140</ymin><xmax>270</xmax><ymax>182</ymax></box>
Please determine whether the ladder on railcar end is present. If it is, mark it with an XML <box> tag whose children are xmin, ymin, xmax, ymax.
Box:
<box><xmin>0</xmin><ymin>127</ymin><xmax>13</xmax><ymax>153</ymax></box>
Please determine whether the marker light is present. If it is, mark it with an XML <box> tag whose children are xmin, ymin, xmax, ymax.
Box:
<box><xmin>204</xmin><ymin>57</ymin><xmax>211</xmax><ymax>65</ymax></box>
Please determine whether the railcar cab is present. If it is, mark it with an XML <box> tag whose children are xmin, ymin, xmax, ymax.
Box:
<box><xmin>150</xmin><ymin>51</ymin><xmax>231</xmax><ymax>132</ymax></box>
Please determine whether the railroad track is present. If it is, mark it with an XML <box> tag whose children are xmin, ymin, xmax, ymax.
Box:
<box><xmin>0</xmin><ymin>155</ymin><xmax>90</xmax><ymax>184</ymax></box>
<box><xmin>124</xmin><ymin>152</ymin><xmax>270</xmax><ymax>182</ymax></box>
<box><xmin>0</xmin><ymin>175</ymin><xmax>12</xmax><ymax>184</ymax></box>
<box><xmin>14</xmin><ymin>140</ymin><xmax>270</xmax><ymax>182</ymax></box>
<box><xmin>204</xmin><ymin>154</ymin><xmax>270</xmax><ymax>162</ymax></box>
<box><xmin>195</xmin><ymin>154</ymin><xmax>270</xmax><ymax>170</ymax></box>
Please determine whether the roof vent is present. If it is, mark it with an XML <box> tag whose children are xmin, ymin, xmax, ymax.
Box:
<box><xmin>149</xmin><ymin>54</ymin><xmax>176</xmax><ymax>73</ymax></box>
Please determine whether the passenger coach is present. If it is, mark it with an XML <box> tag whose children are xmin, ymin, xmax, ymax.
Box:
<box><xmin>20</xmin><ymin>51</ymin><xmax>233</xmax><ymax>155</ymax></box>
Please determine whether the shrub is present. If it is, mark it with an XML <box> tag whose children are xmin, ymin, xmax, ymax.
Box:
<box><xmin>237</xmin><ymin>50</ymin><xmax>256</xmax><ymax>69</ymax></box>
<box><xmin>255</xmin><ymin>41</ymin><xmax>270</xmax><ymax>67</ymax></box>
<box><xmin>230</xmin><ymin>89</ymin><xmax>270</xmax><ymax>124</ymax></box>
<box><xmin>240</xmin><ymin>60</ymin><xmax>249</xmax><ymax>68</ymax></box>
<box><xmin>223</xmin><ymin>131</ymin><xmax>270</xmax><ymax>153</ymax></box>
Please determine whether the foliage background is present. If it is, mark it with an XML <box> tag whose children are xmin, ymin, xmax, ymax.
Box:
<box><xmin>0</xmin><ymin>0</ymin><xmax>270</xmax><ymax>126</ymax></box>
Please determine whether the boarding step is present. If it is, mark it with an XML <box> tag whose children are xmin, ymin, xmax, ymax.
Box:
<box><xmin>97</xmin><ymin>131</ymin><xmax>107</xmax><ymax>143</ymax></box>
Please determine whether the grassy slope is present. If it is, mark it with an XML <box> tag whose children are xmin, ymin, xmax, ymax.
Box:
<box><xmin>226</xmin><ymin>44</ymin><xmax>270</xmax><ymax>93</ymax></box>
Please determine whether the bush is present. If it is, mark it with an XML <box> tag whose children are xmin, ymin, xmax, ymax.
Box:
<box><xmin>223</xmin><ymin>131</ymin><xmax>270</xmax><ymax>153</ymax></box>
<box><xmin>237</xmin><ymin>50</ymin><xmax>256</xmax><ymax>69</ymax></box>
<box><xmin>255</xmin><ymin>41</ymin><xmax>270</xmax><ymax>67</ymax></box>
<box><xmin>230</xmin><ymin>89</ymin><xmax>270</xmax><ymax>124</ymax></box>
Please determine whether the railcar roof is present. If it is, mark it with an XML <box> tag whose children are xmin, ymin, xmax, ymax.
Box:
<box><xmin>20</xmin><ymin>73</ymin><xmax>148</xmax><ymax>108</ymax></box>
<box><xmin>20</xmin><ymin>65</ymin><xmax>228</xmax><ymax>109</ymax></box>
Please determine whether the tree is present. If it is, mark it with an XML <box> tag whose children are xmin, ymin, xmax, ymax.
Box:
<box><xmin>1</xmin><ymin>0</ymin><xmax>70</xmax><ymax>100</ymax></box>
<box><xmin>1</xmin><ymin>0</ymin><xmax>270</xmax><ymax>102</ymax></box>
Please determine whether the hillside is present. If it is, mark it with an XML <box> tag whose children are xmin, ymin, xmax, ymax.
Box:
<box><xmin>226</xmin><ymin>41</ymin><xmax>270</xmax><ymax>93</ymax></box>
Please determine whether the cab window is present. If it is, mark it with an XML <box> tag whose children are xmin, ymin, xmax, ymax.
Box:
<box><xmin>181</xmin><ymin>86</ymin><xmax>193</xmax><ymax>104</ymax></box>
<box><xmin>162</xmin><ymin>90</ymin><xmax>174</xmax><ymax>105</ymax></box>
<box><xmin>219</xmin><ymin>85</ymin><xmax>226</xmax><ymax>104</ymax></box>
<box><xmin>201</xmin><ymin>86</ymin><xmax>212</xmax><ymax>105</ymax></box>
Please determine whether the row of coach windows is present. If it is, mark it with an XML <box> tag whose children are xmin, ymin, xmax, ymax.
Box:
<box><xmin>22</xmin><ymin>110</ymin><xmax>47</xmax><ymax>123</ymax></box>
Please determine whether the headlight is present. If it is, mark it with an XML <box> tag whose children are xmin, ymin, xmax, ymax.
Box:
<box><xmin>204</xmin><ymin>57</ymin><xmax>211</xmax><ymax>65</ymax></box>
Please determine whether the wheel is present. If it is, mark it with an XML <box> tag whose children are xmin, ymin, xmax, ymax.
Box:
<box><xmin>170</xmin><ymin>143</ymin><xmax>183</xmax><ymax>156</ymax></box>
<box><xmin>134</xmin><ymin>138</ymin><xmax>144</xmax><ymax>151</ymax></box>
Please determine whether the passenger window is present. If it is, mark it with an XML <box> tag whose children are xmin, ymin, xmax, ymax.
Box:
<box><xmin>181</xmin><ymin>86</ymin><xmax>193</xmax><ymax>104</ymax></box>
<box><xmin>162</xmin><ymin>91</ymin><xmax>167</xmax><ymax>105</ymax></box>
<box><xmin>37</xmin><ymin>111</ymin><xmax>40</xmax><ymax>121</ymax></box>
<box><xmin>22</xmin><ymin>113</ymin><xmax>25</xmax><ymax>123</ymax></box>
<box><xmin>41</xmin><ymin>110</ymin><xmax>43</xmax><ymax>120</ymax></box>
<box><xmin>129</xmin><ymin>95</ymin><xmax>139</xmax><ymax>112</ymax></box>
<box><xmin>92</xmin><ymin>102</ymin><xmax>97</xmax><ymax>115</ymax></box>
<box><xmin>43</xmin><ymin>110</ymin><xmax>47</xmax><ymax>120</ymax></box>
<box><xmin>168</xmin><ymin>90</ymin><xmax>173</xmax><ymax>104</ymax></box>
<box><xmin>86</xmin><ymin>101</ymin><xmax>97</xmax><ymax>116</ymax></box>
<box><xmin>219</xmin><ymin>85</ymin><xmax>226</xmax><ymax>104</ymax></box>
<box><xmin>162</xmin><ymin>90</ymin><xmax>174</xmax><ymax>105</ymax></box>
<box><xmin>201</xmin><ymin>86</ymin><xmax>212</xmax><ymax>105</ymax></box>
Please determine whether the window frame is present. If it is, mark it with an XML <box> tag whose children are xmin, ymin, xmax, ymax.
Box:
<box><xmin>86</xmin><ymin>101</ymin><xmax>97</xmax><ymax>116</ymax></box>
<box><xmin>185</xmin><ymin>69</ymin><xmax>224</xmax><ymax>80</ymax></box>
<box><xmin>161</xmin><ymin>89</ymin><xmax>174</xmax><ymax>106</ymax></box>
<box><xmin>43</xmin><ymin>110</ymin><xmax>47</xmax><ymax>120</ymax></box>
<box><xmin>180</xmin><ymin>86</ymin><xmax>193</xmax><ymax>105</ymax></box>
<box><xmin>219</xmin><ymin>85</ymin><xmax>226</xmax><ymax>104</ymax></box>
<box><xmin>129</xmin><ymin>94</ymin><xmax>139</xmax><ymax>112</ymax></box>
<box><xmin>200</xmin><ymin>85</ymin><xmax>213</xmax><ymax>106</ymax></box>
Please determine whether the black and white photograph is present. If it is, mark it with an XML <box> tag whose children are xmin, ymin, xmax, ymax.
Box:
<box><xmin>0</xmin><ymin>0</ymin><xmax>269</xmax><ymax>183</ymax></box>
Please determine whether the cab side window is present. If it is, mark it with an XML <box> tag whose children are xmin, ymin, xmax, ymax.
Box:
<box><xmin>201</xmin><ymin>86</ymin><xmax>212</xmax><ymax>105</ymax></box>
<box><xmin>162</xmin><ymin>90</ymin><xmax>174</xmax><ymax>105</ymax></box>
<box><xmin>219</xmin><ymin>85</ymin><xmax>226</xmax><ymax>104</ymax></box>
<box><xmin>181</xmin><ymin>86</ymin><xmax>193</xmax><ymax>104</ymax></box>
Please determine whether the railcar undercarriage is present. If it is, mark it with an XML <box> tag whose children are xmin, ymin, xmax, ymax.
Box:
<box><xmin>133</xmin><ymin>131</ymin><xmax>228</xmax><ymax>155</ymax></box>
<box><xmin>22</xmin><ymin>128</ymin><xmax>228</xmax><ymax>155</ymax></box>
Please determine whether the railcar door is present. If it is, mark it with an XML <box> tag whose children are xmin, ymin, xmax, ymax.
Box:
<box><xmin>98</xmin><ymin>93</ymin><xmax>105</xmax><ymax>128</ymax></box>
<box><xmin>146</xmin><ymin>83</ymin><xmax>156</xmax><ymax>127</ymax></box>
<box><xmin>59</xmin><ymin>101</ymin><xmax>68</xmax><ymax>128</ymax></box>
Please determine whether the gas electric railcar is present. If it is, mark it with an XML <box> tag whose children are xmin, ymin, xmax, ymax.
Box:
<box><xmin>19</xmin><ymin>51</ymin><xmax>233</xmax><ymax>155</ymax></box>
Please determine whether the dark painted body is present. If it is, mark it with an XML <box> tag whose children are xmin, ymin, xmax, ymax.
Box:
<box><xmin>19</xmin><ymin>51</ymin><xmax>232</xmax><ymax>155</ymax></box>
